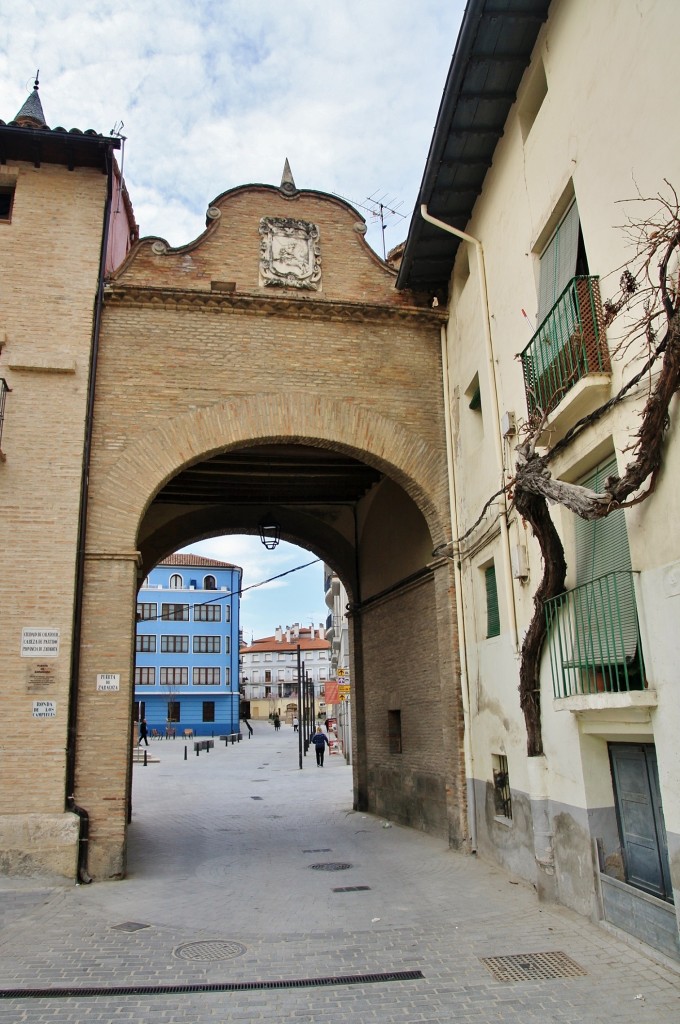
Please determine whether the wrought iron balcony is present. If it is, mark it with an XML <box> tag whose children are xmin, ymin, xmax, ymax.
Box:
<box><xmin>545</xmin><ymin>570</ymin><xmax>645</xmax><ymax>698</ymax></box>
<box><xmin>520</xmin><ymin>276</ymin><xmax>609</xmax><ymax>421</ymax></box>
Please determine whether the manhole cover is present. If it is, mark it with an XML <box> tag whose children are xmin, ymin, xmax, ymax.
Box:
<box><xmin>309</xmin><ymin>862</ymin><xmax>353</xmax><ymax>871</ymax></box>
<box><xmin>480</xmin><ymin>951</ymin><xmax>586</xmax><ymax>983</ymax></box>
<box><xmin>174</xmin><ymin>940</ymin><xmax>247</xmax><ymax>962</ymax></box>
<box><xmin>112</xmin><ymin>921</ymin><xmax>150</xmax><ymax>932</ymax></box>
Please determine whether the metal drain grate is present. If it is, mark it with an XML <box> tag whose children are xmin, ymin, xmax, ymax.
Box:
<box><xmin>174</xmin><ymin>940</ymin><xmax>247</xmax><ymax>962</ymax></box>
<box><xmin>333</xmin><ymin>885</ymin><xmax>371</xmax><ymax>892</ymax></box>
<box><xmin>111</xmin><ymin>922</ymin><xmax>150</xmax><ymax>932</ymax></box>
<box><xmin>480</xmin><ymin>952</ymin><xmax>586</xmax><ymax>983</ymax></box>
<box><xmin>303</xmin><ymin>848</ymin><xmax>332</xmax><ymax>853</ymax></box>
<box><xmin>0</xmin><ymin>969</ymin><xmax>424</xmax><ymax>1000</ymax></box>
<box><xmin>309</xmin><ymin>862</ymin><xmax>352</xmax><ymax>871</ymax></box>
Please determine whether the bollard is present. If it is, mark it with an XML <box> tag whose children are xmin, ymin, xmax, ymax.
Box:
<box><xmin>184</xmin><ymin>745</ymin><xmax>187</xmax><ymax>761</ymax></box>
<box><xmin>143</xmin><ymin>749</ymin><xmax>148</xmax><ymax>767</ymax></box>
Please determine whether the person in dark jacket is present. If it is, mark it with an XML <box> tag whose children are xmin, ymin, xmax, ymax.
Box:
<box><xmin>138</xmin><ymin>718</ymin><xmax>149</xmax><ymax>746</ymax></box>
<box><xmin>311</xmin><ymin>726</ymin><xmax>330</xmax><ymax>766</ymax></box>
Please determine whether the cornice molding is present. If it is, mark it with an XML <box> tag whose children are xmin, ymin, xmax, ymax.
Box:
<box><xmin>102</xmin><ymin>284</ymin><xmax>446</xmax><ymax>325</ymax></box>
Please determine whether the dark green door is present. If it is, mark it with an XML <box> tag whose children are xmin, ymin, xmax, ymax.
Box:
<box><xmin>609</xmin><ymin>743</ymin><xmax>672</xmax><ymax>901</ymax></box>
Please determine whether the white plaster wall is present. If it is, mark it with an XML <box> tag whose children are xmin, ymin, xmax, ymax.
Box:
<box><xmin>446</xmin><ymin>0</ymin><xmax>680</xmax><ymax>895</ymax></box>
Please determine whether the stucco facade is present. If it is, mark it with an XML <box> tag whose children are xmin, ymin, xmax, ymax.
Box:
<box><xmin>400</xmin><ymin>0</ymin><xmax>680</xmax><ymax>959</ymax></box>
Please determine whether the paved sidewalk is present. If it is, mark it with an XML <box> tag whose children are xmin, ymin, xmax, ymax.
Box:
<box><xmin>0</xmin><ymin>723</ymin><xmax>678</xmax><ymax>1022</ymax></box>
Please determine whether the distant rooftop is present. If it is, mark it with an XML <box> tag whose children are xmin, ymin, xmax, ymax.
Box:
<box><xmin>159</xmin><ymin>554</ymin><xmax>241</xmax><ymax>570</ymax></box>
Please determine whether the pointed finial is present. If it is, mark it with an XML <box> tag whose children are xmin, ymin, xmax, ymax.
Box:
<box><xmin>280</xmin><ymin>158</ymin><xmax>297</xmax><ymax>195</ymax></box>
<box><xmin>14</xmin><ymin>72</ymin><xmax>46</xmax><ymax>127</ymax></box>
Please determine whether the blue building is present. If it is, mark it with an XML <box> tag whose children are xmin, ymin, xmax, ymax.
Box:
<box><xmin>134</xmin><ymin>554</ymin><xmax>242</xmax><ymax>737</ymax></box>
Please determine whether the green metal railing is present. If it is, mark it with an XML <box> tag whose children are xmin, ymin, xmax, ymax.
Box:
<box><xmin>521</xmin><ymin>276</ymin><xmax>608</xmax><ymax>420</ymax></box>
<box><xmin>545</xmin><ymin>570</ymin><xmax>645</xmax><ymax>698</ymax></box>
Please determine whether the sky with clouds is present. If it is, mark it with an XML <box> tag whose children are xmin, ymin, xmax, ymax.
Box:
<box><xmin>1</xmin><ymin>0</ymin><xmax>466</xmax><ymax>639</ymax></box>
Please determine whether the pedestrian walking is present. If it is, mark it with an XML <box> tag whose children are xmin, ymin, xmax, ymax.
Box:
<box><xmin>292</xmin><ymin>716</ymin><xmax>298</xmax><ymax>732</ymax></box>
<box><xmin>311</xmin><ymin>726</ymin><xmax>330</xmax><ymax>766</ymax></box>
<box><xmin>138</xmin><ymin>718</ymin><xmax>149</xmax><ymax>746</ymax></box>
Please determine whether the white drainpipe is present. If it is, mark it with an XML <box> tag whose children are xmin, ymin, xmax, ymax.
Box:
<box><xmin>439</xmin><ymin>321</ymin><xmax>477</xmax><ymax>852</ymax></box>
<box><xmin>421</xmin><ymin>205</ymin><xmax>519</xmax><ymax>653</ymax></box>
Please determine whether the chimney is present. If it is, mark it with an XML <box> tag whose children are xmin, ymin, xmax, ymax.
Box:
<box><xmin>275</xmin><ymin>626</ymin><xmax>283</xmax><ymax>642</ymax></box>
<box><xmin>286</xmin><ymin>626</ymin><xmax>291</xmax><ymax>643</ymax></box>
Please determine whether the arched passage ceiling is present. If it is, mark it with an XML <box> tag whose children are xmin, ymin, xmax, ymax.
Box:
<box><xmin>152</xmin><ymin>443</ymin><xmax>383</xmax><ymax>506</ymax></box>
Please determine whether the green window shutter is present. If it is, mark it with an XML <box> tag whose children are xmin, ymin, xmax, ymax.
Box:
<box><xmin>538</xmin><ymin>200</ymin><xmax>580</xmax><ymax>324</ymax></box>
<box><xmin>485</xmin><ymin>564</ymin><xmax>500</xmax><ymax>638</ymax></box>
<box><xmin>573</xmin><ymin>455</ymin><xmax>638</xmax><ymax>663</ymax></box>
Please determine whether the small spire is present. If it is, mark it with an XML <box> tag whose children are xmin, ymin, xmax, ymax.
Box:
<box><xmin>14</xmin><ymin>71</ymin><xmax>46</xmax><ymax>128</ymax></box>
<box><xmin>280</xmin><ymin>158</ymin><xmax>296</xmax><ymax>195</ymax></box>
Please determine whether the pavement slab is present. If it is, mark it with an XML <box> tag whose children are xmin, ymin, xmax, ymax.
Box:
<box><xmin>0</xmin><ymin>725</ymin><xmax>678</xmax><ymax>1022</ymax></box>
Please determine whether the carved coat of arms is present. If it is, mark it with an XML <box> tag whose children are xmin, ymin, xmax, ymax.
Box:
<box><xmin>259</xmin><ymin>217</ymin><xmax>321</xmax><ymax>290</ymax></box>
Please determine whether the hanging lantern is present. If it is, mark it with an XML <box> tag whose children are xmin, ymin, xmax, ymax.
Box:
<box><xmin>259</xmin><ymin>518</ymin><xmax>281</xmax><ymax>550</ymax></box>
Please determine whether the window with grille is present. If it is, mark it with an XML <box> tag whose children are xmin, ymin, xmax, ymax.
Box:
<box><xmin>193</xmin><ymin>635</ymin><xmax>221</xmax><ymax>654</ymax></box>
<box><xmin>194</xmin><ymin>604</ymin><xmax>221</xmax><ymax>621</ymax></box>
<box><xmin>484</xmin><ymin>563</ymin><xmax>501</xmax><ymax>638</ymax></box>
<box><xmin>136</xmin><ymin>634</ymin><xmax>156</xmax><ymax>653</ymax></box>
<box><xmin>136</xmin><ymin>602</ymin><xmax>157</xmax><ymax>621</ymax></box>
<box><xmin>161</xmin><ymin>603</ymin><xmax>189</xmax><ymax>621</ymax></box>
<box><xmin>160</xmin><ymin>635</ymin><xmax>189</xmax><ymax>653</ymax></box>
<box><xmin>135</xmin><ymin>667</ymin><xmax>156</xmax><ymax>685</ymax></box>
<box><xmin>193</xmin><ymin>667</ymin><xmax>220</xmax><ymax>685</ymax></box>
<box><xmin>160</xmin><ymin>667</ymin><xmax>188</xmax><ymax>685</ymax></box>
<box><xmin>492</xmin><ymin>754</ymin><xmax>512</xmax><ymax>820</ymax></box>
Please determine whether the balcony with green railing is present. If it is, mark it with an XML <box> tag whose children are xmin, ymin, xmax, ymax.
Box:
<box><xmin>521</xmin><ymin>276</ymin><xmax>610</xmax><ymax>421</ymax></box>
<box><xmin>545</xmin><ymin>570</ymin><xmax>646</xmax><ymax>699</ymax></box>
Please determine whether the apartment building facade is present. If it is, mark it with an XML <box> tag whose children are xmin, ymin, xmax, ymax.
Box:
<box><xmin>135</xmin><ymin>555</ymin><xmax>242</xmax><ymax>737</ymax></box>
<box><xmin>240</xmin><ymin>624</ymin><xmax>330</xmax><ymax>722</ymax></box>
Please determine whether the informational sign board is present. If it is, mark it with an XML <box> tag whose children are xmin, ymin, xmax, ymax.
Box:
<box><xmin>26</xmin><ymin>662</ymin><xmax>57</xmax><ymax>693</ymax></box>
<box><xmin>21</xmin><ymin>628</ymin><xmax>60</xmax><ymax>658</ymax></box>
<box><xmin>96</xmin><ymin>673</ymin><xmax>120</xmax><ymax>692</ymax></box>
<box><xmin>32</xmin><ymin>700</ymin><xmax>56</xmax><ymax>718</ymax></box>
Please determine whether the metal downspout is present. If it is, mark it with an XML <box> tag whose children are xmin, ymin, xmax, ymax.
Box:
<box><xmin>421</xmin><ymin>205</ymin><xmax>519</xmax><ymax>654</ymax></box>
<box><xmin>439</xmin><ymin>323</ymin><xmax>477</xmax><ymax>852</ymax></box>
<box><xmin>65</xmin><ymin>145</ymin><xmax>115</xmax><ymax>884</ymax></box>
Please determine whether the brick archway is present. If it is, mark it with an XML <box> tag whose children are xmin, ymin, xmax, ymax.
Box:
<box><xmin>87</xmin><ymin>391</ymin><xmax>450</xmax><ymax>556</ymax></box>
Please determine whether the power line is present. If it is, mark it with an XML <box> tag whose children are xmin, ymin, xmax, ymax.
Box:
<box><xmin>137</xmin><ymin>558</ymin><xmax>321</xmax><ymax>623</ymax></box>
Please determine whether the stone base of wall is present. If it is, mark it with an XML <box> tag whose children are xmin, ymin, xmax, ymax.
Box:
<box><xmin>0</xmin><ymin>813</ymin><xmax>79</xmax><ymax>881</ymax></box>
<box><xmin>597</xmin><ymin>872</ymin><xmax>680</xmax><ymax>962</ymax></box>
<box><xmin>368</xmin><ymin>766</ymin><xmax>448</xmax><ymax>837</ymax></box>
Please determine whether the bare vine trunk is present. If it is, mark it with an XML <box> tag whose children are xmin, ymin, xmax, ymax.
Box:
<box><xmin>513</xmin><ymin>482</ymin><xmax>567</xmax><ymax>756</ymax></box>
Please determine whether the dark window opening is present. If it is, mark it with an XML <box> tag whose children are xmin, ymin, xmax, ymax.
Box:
<box><xmin>167</xmin><ymin>701</ymin><xmax>180</xmax><ymax>723</ymax></box>
<box><xmin>388</xmin><ymin>709</ymin><xmax>402</xmax><ymax>754</ymax></box>
<box><xmin>202</xmin><ymin>701</ymin><xmax>215</xmax><ymax>723</ymax></box>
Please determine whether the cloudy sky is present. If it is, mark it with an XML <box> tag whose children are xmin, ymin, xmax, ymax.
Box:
<box><xmin>1</xmin><ymin>0</ymin><xmax>465</xmax><ymax>638</ymax></box>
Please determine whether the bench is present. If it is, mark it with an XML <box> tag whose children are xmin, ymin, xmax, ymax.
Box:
<box><xmin>193</xmin><ymin>739</ymin><xmax>214</xmax><ymax>755</ymax></box>
<box><xmin>219</xmin><ymin>733</ymin><xmax>242</xmax><ymax>746</ymax></box>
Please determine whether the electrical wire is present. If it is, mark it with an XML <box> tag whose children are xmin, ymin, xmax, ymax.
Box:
<box><xmin>137</xmin><ymin>558</ymin><xmax>321</xmax><ymax>623</ymax></box>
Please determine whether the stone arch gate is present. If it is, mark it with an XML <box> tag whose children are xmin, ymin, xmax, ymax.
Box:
<box><xmin>74</xmin><ymin>180</ymin><xmax>466</xmax><ymax>879</ymax></box>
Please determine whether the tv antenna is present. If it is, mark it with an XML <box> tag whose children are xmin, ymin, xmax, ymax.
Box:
<box><xmin>333</xmin><ymin>190</ymin><xmax>406</xmax><ymax>259</ymax></box>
